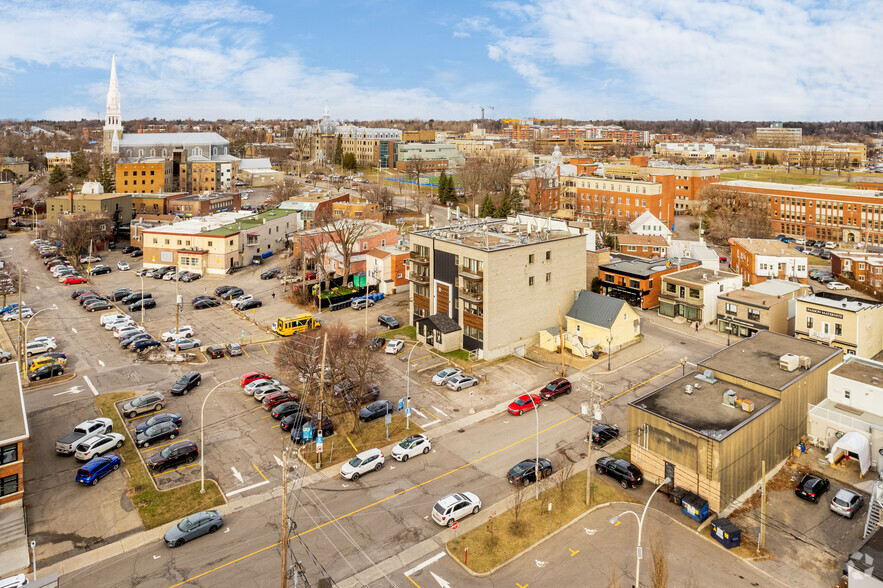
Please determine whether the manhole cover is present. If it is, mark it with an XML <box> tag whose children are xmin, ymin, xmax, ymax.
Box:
<box><xmin>458</xmin><ymin>429</ymin><xmax>465</xmax><ymax>433</ymax></box>
<box><xmin>453</xmin><ymin>408</ymin><xmax>460</xmax><ymax>412</ymax></box>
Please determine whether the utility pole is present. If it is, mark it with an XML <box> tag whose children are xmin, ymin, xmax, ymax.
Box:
<box><xmin>281</xmin><ymin>446</ymin><xmax>289</xmax><ymax>588</ymax></box>
<box><xmin>583</xmin><ymin>378</ymin><xmax>604</xmax><ymax>506</ymax></box>
<box><xmin>557</xmin><ymin>304</ymin><xmax>566</xmax><ymax>377</ymax></box>
<box><xmin>17</xmin><ymin>266</ymin><xmax>22</xmax><ymax>365</ymax></box>
<box><xmin>175</xmin><ymin>262</ymin><xmax>181</xmax><ymax>336</ymax></box>
<box><xmin>759</xmin><ymin>459</ymin><xmax>766</xmax><ymax>553</ymax></box>
<box><xmin>316</xmin><ymin>334</ymin><xmax>327</xmax><ymax>469</ymax></box>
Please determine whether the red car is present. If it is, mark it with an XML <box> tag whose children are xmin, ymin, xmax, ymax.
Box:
<box><xmin>262</xmin><ymin>391</ymin><xmax>298</xmax><ymax>410</ymax></box>
<box><xmin>64</xmin><ymin>275</ymin><xmax>88</xmax><ymax>285</ymax></box>
<box><xmin>240</xmin><ymin>371</ymin><xmax>272</xmax><ymax>386</ymax></box>
<box><xmin>508</xmin><ymin>394</ymin><xmax>541</xmax><ymax>416</ymax></box>
<box><xmin>539</xmin><ymin>378</ymin><xmax>571</xmax><ymax>400</ymax></box>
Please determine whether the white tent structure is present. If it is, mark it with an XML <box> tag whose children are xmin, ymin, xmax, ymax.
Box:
<box><xmin>826</xmin><ymin>431</ymin><xmax>872</xmax><ymax>476</ymax></box>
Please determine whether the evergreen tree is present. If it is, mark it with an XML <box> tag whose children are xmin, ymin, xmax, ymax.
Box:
<box><xmin>495</xmin><ymin>190</ymin><xmax>512</xmax><ymax>218</ymax></box>
<box><xmin>479</xmin><ymin>195</ymin><xmax>496</xmax><ymax>218</ymax></box>
<box><xmin>748</xmin><ymin>154</ymin><xmax>753</xmax><ymax>164</ymax></box>
<box><xmin>342</xmin><ymin>152</ymin><xmax>357</xmax><ymax>171</ymax></box>
<box><xmin>97</xmin><ymin>158</ymin><xmax>115</xmax><ymax>193</ymax></box>
<box><xmin>333</xmin><ymin>135</ymin><xmax>343</xmax><ymax>165</ymax></box>
<box><xmin>437</xmin><ymin>169</ymin><xmax>448</xmax><ymax>202</ymax></box>
<box><xmin>508</xmin><ymin>187</ymin><xmax>523</xmax><ymax>213</ymax></box>
<box><xmin>70</xmin><ymin>150</ymin><xmax>90</xmax><ymax>179</ymax></box>
<box><xmin>48</xmin><ymin>165</ymin><xmax>67</xmax><ymax>185</ymax></box>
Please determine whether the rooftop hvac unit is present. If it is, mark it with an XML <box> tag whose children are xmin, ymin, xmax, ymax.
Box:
<box><xmin>780</xmin><ymin>353</ymin><xmax>800</xmax><ymax>372</ymax></box>
<box><xmin>723</xmin><ymin>389</ymin><xmax>737</xmax><ymax>406</ymax></box>
<box><xmin>799</xmin><ymin>355</ymin><xmax>812</xmax><ymax>369</ymax></box>
<box><xmin>684</xmin><ymin>384</ymin><xmax>693</xmax><ymax>395</ymax></box>
<box><xmin>695</xmin><ymin>369</ymin><xmax>718</xmax><ymax>384</ymax></box>
<box><xmin>741</xmin><ymin>399</ymin><xmax>754</xmax><ymax>413</ymax></box>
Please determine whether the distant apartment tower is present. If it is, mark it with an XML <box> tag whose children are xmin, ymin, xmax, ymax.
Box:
<box><xmin>755</xmin><ymin>123</ymin><xmax>802</xmax><ymax>148</ymax></box>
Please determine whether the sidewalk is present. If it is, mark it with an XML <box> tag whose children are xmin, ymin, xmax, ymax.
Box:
<box><xmin>637</xmin><ymin>307</ymin><xmax>730</xmax><ymax>347</ymax></box>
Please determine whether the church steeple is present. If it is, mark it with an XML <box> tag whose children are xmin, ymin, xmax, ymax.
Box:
<box><xmin>103</xmin><ymin>55</ymin><xmax>123</xmax><ymax>156</ymax></box>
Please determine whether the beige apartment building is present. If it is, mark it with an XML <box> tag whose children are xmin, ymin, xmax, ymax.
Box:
<box><xmin>408</xmin><ymin>220</ymin><xmax>587</xmax><ymax>360</ymax></box>
<box><xmin>747</xmin><ymin>144</ymin><xmax>867</xmax><ymax>167</ymax></box>
<box><xmin>755</xmin><ymin>124</ymin><xmax>802</xmax><ymax>147</ymax></box>
<box><xmin>716</xmin><ymin>279</ymin><xmax>809</xmax><ymax>339</ymax></box>
<box><xmin>45</xmin><ymin>192</ymin><xmax>133</xmax><ymax>228</ymax></box>
<box><xmin>795</xmin><ymin>293</ymin><xmax>883</xmax><ymax>358</ymax></box>
<box><xmin>658</xmin><ymin>267</ymin><xmax>741</xmax><ymax>326</ymax></box>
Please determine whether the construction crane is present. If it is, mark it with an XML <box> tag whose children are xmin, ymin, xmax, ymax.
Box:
<box><xmin>479</xmin><ymin>106</ymin><xmax>495</xmax><ymax>122</ymax></box>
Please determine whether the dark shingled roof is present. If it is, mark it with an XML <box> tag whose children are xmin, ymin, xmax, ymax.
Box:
<box><xmin>566</xmin><ymin>290</ymin><xmax>626</xmax><ymax>329</ymax></box>
<box><xmin>419</xmin><ymin>313</ymin><xmax>461</xmax><ymax>334</ymax></box>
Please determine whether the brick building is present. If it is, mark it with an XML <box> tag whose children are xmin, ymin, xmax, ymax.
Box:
<box><xmin>116</xmin><ymin>158</ymin><xmax>175</xmax><ymax>193</ymax></box>
<box><xmin>616</xmin><ymin>234</ymin><xmax>669</xmax><ymax>258</ymax></box>
<box><xmin>169</xmin><ymin>193</ymin><xmax>241</xmax><ymax>217</ymax></box>
<box><xmin>599</xmin><ymin>255</ymin><xmax>700</xmax><ymax>310</ymax></box>
<box><xmin>728</xmin><ymin>238</ymin><xmax>808</xmax><ymax>285</ymax></box>
<box><xmin>132</xmin><ymin>192</ymin><xmax>188</xmax><ymax>217</ymax></box>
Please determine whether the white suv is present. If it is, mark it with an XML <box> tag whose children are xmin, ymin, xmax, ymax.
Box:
<box><xmin>339</xmin><ymin>448</ymin><xmax>384</xmax><ymax>481</ymax></box>
<box><xmin>161</xmin><ymin>325</ymin><xmax>194</xmax><ymax>342</ymax></box>
<box><xmin>431</xmin><ymin>492</ymin><xmax>481</xmax><ymax>527</ymax></box>
<box><xmin>101</xmin><ymin>313</ymin><xmax>131</xmax><ymax>326</ymax></box>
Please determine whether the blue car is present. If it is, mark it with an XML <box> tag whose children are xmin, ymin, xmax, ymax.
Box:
<box><xmin>0</xmin><ymin>303</ymin><xmax>20</xmax><ymax>315</ymax></box>
<box><xmin>76</xmin><ymin>455</ymin><xmax>122</xmax><ymax>485</ymax></box>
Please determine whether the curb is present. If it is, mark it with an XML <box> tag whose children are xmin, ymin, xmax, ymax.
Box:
<box><xmin>25</xmin><ymin>371</ymin><xmax>77</xmax><ymax>389</ymax></box>
<box><xmin>585</xmin><ymin>341</ymin><xmax>664</xmax><ymax>376</ymax></box>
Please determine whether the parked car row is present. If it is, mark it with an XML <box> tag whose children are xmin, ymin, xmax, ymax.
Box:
<box><xmin>135</xmin><ymin>265</ymin><xmax>202</xmax><ymax>282</ymax></box>
<box><xmin>794</xmin><ymin>472</ymin><xmax>865</xmax><ymax>519</ymax></box>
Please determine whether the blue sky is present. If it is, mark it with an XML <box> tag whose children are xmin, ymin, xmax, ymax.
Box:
<box><xmin>0</xmin><ymin>0</ymin><xmax>880</xmax><ymax>122</ymax></box>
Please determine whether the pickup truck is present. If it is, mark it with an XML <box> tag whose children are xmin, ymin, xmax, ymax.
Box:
<box><xmin>56</xmin><ymin>418</ymin><xmax>114</xmax><ymax>455</ymax></box>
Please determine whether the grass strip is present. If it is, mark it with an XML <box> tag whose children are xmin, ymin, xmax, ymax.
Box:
<box><xmin>95</xmin><ymin>391</ymin><xmax>225</xmax><ymax>530</ymax></box>
<box><xmin>299</xmin><ymin>412</ymin><xmax>423</xmax><ymax>469</ymax></box>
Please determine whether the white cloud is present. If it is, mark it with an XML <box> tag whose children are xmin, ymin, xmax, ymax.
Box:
<box><xmin>0</xmin><ymin>0</ymin><xmax>475</xmax><ymax>121</ymax></box>
<box><xmin>481</xmin><ymin>0</ymin><xmax>883</xmax><ymax>120</ymax></box>
<box><xmin>41</xmin><ymin>106</ymin><xmax>98</xmax><ymax>121</ymax></box>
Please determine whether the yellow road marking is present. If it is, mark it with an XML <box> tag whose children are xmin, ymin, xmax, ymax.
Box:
<box><xmin>261</xmin><ymin>343</ymin><xmax>268</xmax><ymax>355</ymax></box>
<box><xmin>517</xmin><ymin>584</ymin><xmax>529</xmax><ymax>588</ymax></box>
<box><xmin>271</xmin><ymin>424</ymin><xmax>281</xmax><ymax>430</ymax></box>
<box><xmin>261</xmin><ymin>413</ymin><xmax>273</xmax><ymax>419</ymax></box>
<box><xmin>241</xmin><ymin>347</ymin><xmax>250</xmax><ymax>357</ymax></box>
<box><xmin>603</xmin><ymin>364</ymin><xmax>680</xmax><ymax>405</ymax></box>
<box><xmin>406</xmin><ymin>576</ymin><xmax>422</xmax><ymax>588</ymax></box>
<box><xmin>139</xmin><ymin>438</ymin><xmax>190</xmax><ymax>454</ymax></box>
<box><xmin>168</xmin><ymin>367</ymin><xmax>675</xmax><ymax>588</ymax></box>
<box><xmin>569</xmin><ymin>548</ymin><xmax>579</xmax><ymax>556</ymax></box>
<box><xmin>421</xmin><ymin>407</ymin><xmax>439</xmax><ymax>421</ymax></box>
<box><xmin>252</xmin><ymin>405</ymin><xmax>263</xmax><ymax>410</ymax></box>
<box><xmin>127</xmin><ymin>410</ymin><xmax>168</xmax><ymax>422</ymax></box>
<box><xmin>253</xmin><ymin>463</ymin><xmax>267</xmax><ymax>482</ymax></box>
<box><xmin>151</xmin><ymin>462</ymin><xmax>199</xmax><ymax>478</ymax></box>
<box><xmin>407</xmin><ymin>355</ymin><xmax>430</xmax><ymax>364</ymax></box>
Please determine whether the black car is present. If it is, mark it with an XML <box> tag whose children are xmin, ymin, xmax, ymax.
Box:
<box><xmin>280</xmin><ymin>411</ymin><xmax>311</xmax><ymax>432</ymax></box>
<box><xmin>136</xmin><ymin>422</ymin><xmax>179</xmax><ymax>448</ymax></box>
<box><xmin>129</xmin><ymin>298</ymin><xmax>157</xmax><ymax>312</ymax></box>
<box><xmin>595</xmin><ymin>457</ymin><xmax>643</xmax><ymax>489</ymax></box>
<box><xmin>820</xmin><ymin>251</ymin><xmax>832</xmax><ymax>260</ymax></box>
<box><xmin>368</xmin><ymin>336</ymin><xmax>386</xmax><ymax>351</ymax></box>
<box><xmin>29</xmin><ymin>363</ymin><xmax>64</xmax><ymax>381</ymax></box>
<box><xmin>507</xmin><ymin>458</ymin><xmax>553</xmax><ymax>486</ymax></box>
<box><xmin>89</xmin><ymin>265</ymin><xmax>112</xmax><ymax>276</ymax></box>
<box><xmin>805</xmin><ymin>239</ymin><xmax>817</xmax><ymax>247</ymax></box>
<box><xmin>122</xmin><ymin>292</ymin><xmax>151</xmax><ymax>304</ymax></box>
<box><xmin>260</xmin><ymin>267</ymin><xmax>280</xmax><ymax>279</ymax></box>
<box><xmin>109</xmin><ymin>288</ymin><xmax>134</xmax><ymax>301</ymax></box>
<box><xmin>237</xmin><ymin>299</ymin><xmax>262</xmax><ymax>311</ymax></box>
<box><xmin>135</xmin><ymin>413</ymin><xmax>183</xmax><ymax>435</ymax></box>
<box><xmin>193</xmin><ymin>297</ymin><xmax>221</xmax><ymax>309</ymax></box>
<box><xmin>359</xmin><ymin>400</ymin><xmax>394</xmax><ymax>422</ymax></box>
<box><xmin>79</xmin><ymin>293</ymin><xmax>105</xmax><ymax>305</ymax></box>
<box><xmin>206</xmin><ymin>345</ymin><xmax>224</xmax><ymax>359</ymax></box>
<box><xmin>122</xmin><ymin>246</ymin><xmax>139</xmax><ymax>254</ymax></box>
<box><xmin>71</xmin><ymin>288</ymin><xmax>95</xmax><ymax>299</ymax></box>
<box><xmin>170</xmin><ymin>371</ymin><xmax>201</xmax><ymax>395</ymax></box>
<box><xmin>220</xmin><ymin>287</ymin><xmax>244</xmax><ymax>300</ymax></box>
<box><xmin>130</xmin><ymin>249</ymin><xmax>143</xmax><ymax>257</ymax></box>
<box><xmin>270</xmin><ymin>401</ymin><xmax>309</xmax><ymax>420</ymax></box>
<box><xmin>795</xmin><ymin>473</ymin><xmax>830</xmax><ymax>503</ymax></box>
<box><xmin>589</xmin><ymin>423</ymin><xmax>620</xmax><ymax>447</ymax></box>
<box><xmin>146</xmin><ymin>440</ymin><xmax>198</xmax><ymax>471</ymax></box>
<box><xmin>290</xmin><ymin>416</ymin><xmax>334</xmax><ymax>444</ymax></box>
<box><xmin>192</xmin><ymin>295</ymin><xmax>213</xmax><ymax>304</ymax></box>
<box><xmin>378</xmin><ymin>315</ymin><xmax>399</xmax><ymax>329</ymax></box>
<box><xmin>214</xmin><ymin>285</ymin><xmax>236</xmax><ymax>296</ymax></box>
<box><xmin>153</xmin><ymin>267</ymin><xmax>173</xmax><ymax>279</ymax></box>
<box><xmin>131</xmin><ymin>339</ymin><xmax>161</xmax><ymax>352</ymax></box>
<box><xmin>121</xmin><ymin>333</ymin><xmax>152</xmax><ymax>348</ymax></box>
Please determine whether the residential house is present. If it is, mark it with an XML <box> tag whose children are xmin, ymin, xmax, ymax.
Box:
<box><xmin>617</xmin><ymin>234</ymin><xmax>669</xmax><ymax>259</ymax></box>
<box><xmin>629</xmin><ymin>210</ymin><xmax>672</xmax><ymax>240</ymax></box>
<box><xmin>0</xmin><ymin>182</ymin><xmax>12</xmax><ymax>230</ymax></box>
<box><xmin>331</xmin><ymin>201</ymin><xmax>381</xmax><ymax>221</ymax></box>
<box><xmin>131</xmin><ymin>192</ymin><xmax>188</xmax><ymax>217</ymax></box>
<box><xmin>408</xmin><ymin>219</ymin><xmax>586</xmax><ymax>360</ymax></box>
<box><xmin>628</xmin><ymin>331</ymin><xmax>842</xmax><ymax>512</ymax></box>
<box><xmin>45</xmin><ymin>151</ymin><xmax>72</xmax><ymax>169</ymax></box>
<box><xmin>716</xmin><ymin>279</ymin><xmax>810</xmax><ymax>339</ymax></box>
<box><xmin>366</xmin><ymin>245</ymin><xmax>411</xmax><ymax>295</ymax></box>
<box><xmin>807</xmin><ymin>355</ymin><xmax>883</xmax><ymax>477</ymax></box>
<box><xmin>599</xmin><ymin>254</ymin><xmax>701</xmax><ymax>310</ymax></box>
<box><xmin>279</xmin><ymin>192</ymin><xmax>350</xmax><ymax>230</ymax></box>
<box><xmin>795</xmin><ymin>292</ymin><xmax>883</xmax><ymax>357</ymax></box>
<box><xmin>539</xmin><ymin>290</ymin><xmax>641</xmax><ymax>359</ymax></box>
<box><xmin>729</xmin><ymin>238</ymin><xmax>809</xmax><ymax>285</ymax></box>
<box><xmin>658</xmin><ymin>267</ymin><xmax>741</xmax><ymax>326</ymax></box>
<box><xmin>668</xmin><ymin>239</ymin><xmax>721</xmax><ymax>271</ymax></box>
<box><xmin>298</xmin><ymin>222</ymin><xmax>398</xmax><ymax>279</ymax></box>
<box><xmin>832</xmin><ymin>251</ymin><xmax>883</xmax><ymax>290</ymax></box>
<box><xmin>238</xmin><ymin>158</ymin><xmax>284</xmax><ymax>187</ymax></box>
<box><xmin>0</xmin><ymin>157</ymin><xmax>29</xmax><ymax>178</ymax></box>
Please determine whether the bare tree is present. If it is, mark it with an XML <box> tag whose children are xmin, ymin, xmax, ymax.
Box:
<box><xmin>364</xmin><ymin>184</ymin><xmax>395</xmax><ymax>222</ymax></box>
<box><xmin>267</xmin><ymin>179</ymin><xmax>302</xmax><ymax>206</ymax></box>
<box><xmin>405</xmin><ymin>155</ymin><xmax>429</xmax><ymax>195</ymax></box>
<box><xmin>328</xmin><ymin>175</ymin><xmax>347</xmax><ymax>194</ymax></box>
<box><xmin>313</xmin><ymin>208</ymin><xmax>378</xmax><ymax>283</ymax></box>
<box><xmin>292</xmin><ymin>130</ymin><xmax>312</xmax><ymax>175</ymax></box>
<box><xmin>488</xmin><ymin>151</ymin><xmax>527</xmax><ymax>196</ymax></box>
<box><xmin>650</xmin><ymin>531</ymin><xmax>668</xmax><ymax>588</ymax></box>
<box><xmin>554</xmin><ymin>460</ymin><xmax>575</xmax><ymax>499</ymax></box>
<box><xmin>410</xmin><ymin>191</ymin><xmax>433</xmax><ymax>218</ymax></box>
<box><xmin>459</xmin><ymin>156</ymin><xmax>490</xmax><ymax>212</ymax></box>
<box><xmin>524</xmin><ymin>165</ymin><xmax>558</xmax><ymax>214</ymax></box>
<box><xmin>510</xmin><ymin>482</ymin><xmax>527</xmax><ymax>533</ymax></box>
<box><xmin>334</xmin><ymin>328</ymin><xmax>389</xmax><ymax>433</ymax></box>
<box><xmin>274</xmin><ymin>332</ymin><xmax>324</xmax><ymax>384</ymax></box>
<box><xmin>54</xmin><ymin>212</ymin><xmax>113</xmax><ymax>269</ymax></box>
<box><xmin>700</xmin><ymin>186</ymin><xmax>771</xmax><ymax>245</ymax></box>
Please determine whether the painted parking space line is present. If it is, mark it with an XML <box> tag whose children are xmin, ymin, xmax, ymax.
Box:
<box><xmin>241</xmin><ymin>347</ymin><xmax>250</xmax><ymax>357</ymax></box>
<box><xmin>407</xmin><ymin>355</ymin><xmax>432</xmax><ymax>364</ymax></box>
<box><xmin>253</xmin><ymin>463</ymin><xmax>267</xmax><ymax>482</ymax></box>
<box><xmin>151</xmin><ymin>462</ymin><xmax>199</xmax><ymax>478</ymax></box>
<box><xmin>128</xmin><ymin>410</ymin><xmax>168</xmax><ymax>423</ymax></box>
<box><xmin>261</xmin><ymin>343</ymin><xmax>268</xmax><ymax>355</ymax></box>
<box><xmin>139</xmin><ymin>438</ymin><xmax>191</xmax><ymax>454</ymax></box>
<box><xmin>225</xmin><ymin>479</ymin><xmax>270</xmax><ymax>497</ymax></box>
<box><xmin>420</xmin><ymin>407</ymin><xmax>439</xmax><ymax>421</ymax></box>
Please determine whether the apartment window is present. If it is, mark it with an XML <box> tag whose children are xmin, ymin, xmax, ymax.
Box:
<box><xmin>666</xmin><ymin>283</ymin><xmax>677</xmax><ymax>294</ymax></box>
<box><xmin>545</xmin><ymin>250</ymin><xmax>551</xmax><ymax>260</ymax></box>
<box><xmin>152</xmin><ymin>238</ymin><xmax>158</xmax><ymax>244</ymax></box>
<box><xmin>177</xmin><ymin>240</ymin><xmax>182</xmax><ymax>245</ymax></box>
<box><xmin>725</xmin><ymin>303</ymin><xmax>737</xmax><ymax>315</ymax></box>
<box><xmin>747</xmin><ymin>309</ymin><xmax>760</xmax><ymax>321</ymax></box>
<box><xmin>546</xmin><ymin>272</ymin><xmax>551</xmax><ymax>282</ymax></box>
<box><xmin>835</xmin><ymin>324</ymin><xmax>843</xmax><ymax>336</ymax></box>
<box><xmin>529</xmin><ymin>254</ymin><xmax>535</xmax><ymax>264</ymax></box>
<box><xmin>207</xmin><ymin>241</ymin><xmax>213</xmax><ymax>246</ymax></box>
<box><xmin>844</xmin><ymin>390</ymin><xmax>851</xmax><ymax>399</ymax></box>
<box><xmin>629</xmin><ymin>279</ymin><xmax>640</xmax><ymax>289</ymax></box>
<box><xmin>164</xmin><ymin>239</ymin><xmax>169</xmax><ymax>245</ymax></box>
<box><xmin>806</xmin><ymin>317</ymin><xmax>813</xmax><ymax>328</ymax></box>
<box><xmin>0</xmin><ymin>474</ymin><xmax>18</xmax><ymax>497</ymax></box>
<box><xmin>528</xmin><ymin>276</ymin><xmax>534</xmax><ymax>286</ymax></box>
<box><xmin>0</xmin><ymin>444</ymin><xmax>17</xmax><ymax>465</ymax></box>
<box><xmin>689</xmin><ymin>288</ymin><xmax>700</xmax><ymax>299</ymax></box>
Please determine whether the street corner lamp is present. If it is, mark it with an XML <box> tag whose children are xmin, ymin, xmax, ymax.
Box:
<box><xmin>609</xmin><ymin>476</ymin><xmax>672</xmax><ymax>587</ymax></box>
<box><xmin>681</xmin><ymin>356</ymin><xmax>688</xmax><ymax>376</ymax></box>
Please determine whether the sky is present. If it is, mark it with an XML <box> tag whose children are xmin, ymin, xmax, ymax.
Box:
<box><xmin>0</xmin><ymin>0</ymin><xmax>881</xmax><ymax>123</ymax></box>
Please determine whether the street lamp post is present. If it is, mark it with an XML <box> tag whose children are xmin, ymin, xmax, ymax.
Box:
<box><xmin>514</xmin><ymin>382</ymin><xmax>540</xmax><ymax>500</ymax></box>
<box><xmin>13</xmin><ymin>306</ymin><xmax>57</xmax><ymax>382</ymax></box>
<box><xmin>139</xmin><ymin>275</ymin><xmax>145</xmax><ymax>326</ymax></box>
<box><xmin>609</xmin><ymin>476</ymin><xmax>672</xmax><ymax>587</ymax></box>
<box><xmin>681</xmin><ymin>356</ymin><xmax>688</xmax><ymax>376</ymax></box>
<box><xmin>607</xmin><ymin>333</ymin><xmax>613</xmax><ymax>371</ymax></box>
<box><xmin>200</xmin><ymin>377</ymin><xmax>239</xmax><ymax>493</ymax></box>
<box><xmin>405</xmin><ymin>342</ymin><xmax>423</xmax><ymax>430</ymax></box>
<box><xmin>725</xmin><ymin>324</ymin><xmax>732</xmax><ymax>346</ymax></box>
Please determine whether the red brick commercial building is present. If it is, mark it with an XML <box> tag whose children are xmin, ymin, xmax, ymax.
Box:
<box><xmin>616</xmin><ymin>234</ymin><xmax>669</xmax><ymax>258</ymax></box>
<box><xmin>729</xmin><ymin>238</ymin><xmax>809</xmax><ymax>285</ymax></box>
<box><xmin>599</xmin><ymin>255</ymin><xmax>700</xmax><ymax>309</ymax></box>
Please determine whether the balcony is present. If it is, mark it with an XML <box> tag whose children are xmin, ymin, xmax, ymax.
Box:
<box><xmin>808</xmin><ymin>329</ymin><xmax>835</xmax><ymax>343</ymax></box>
<box><xmin>459</xmin><ymin>266</ymin><xmax>483</xmax><ymax>281</ymax></box>
<box><xmin>459</xmin><ymin>289</ymin><xmax>483</xmax><ymax>303</ymax></box>
<box><xmin>409</xmin><ymin>252</ymin><xmax>429</xmax><ymax>265</ymax></box>
<box><xmin>409</xmin><ymin>271</ymin><xmax>430</xmax><ymax>284</ymax></box>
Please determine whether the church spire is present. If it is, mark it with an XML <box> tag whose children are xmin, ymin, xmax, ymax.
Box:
<box><xmin>103</xmin><ymin>55</ymin><xmax>123</xmax><ymax>156</ymax></box>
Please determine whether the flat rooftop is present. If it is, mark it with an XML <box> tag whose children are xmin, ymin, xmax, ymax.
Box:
<box><xmin>411</xmin><ymin>219</ymin><xmax>583</xmax><ymax>252</ymax></box>
<box><xmin>630</xmin><ymin>374</ymin><xmax>778</xmax><ymax>440</ymax></box>
<box><xmin>172</xmin><ymin>192</ymin><xmax>237</xmax><ymax>202</ymax></box>
<box><xmin>730</xmin><ymin>238</ymin><xmax>807</xmax><ymax>257</ymax></box>
<box><xmin>700</xmin><ymin>330</ymin><xmax>842</xmax><ymax>391</ymax></box>
<box><xmin>830</xmin><ymin>357</ymin><xmax>883</xmax><ymax>386</ymax></box>
<box><xmin>799</xmin><ymin>294</ymin><xmax>880</xmax><ymax>313</ymax></box>
<box><xmin>141</xmin><ymin>211</ymin><xmax>254</xmax><ymax>235</ymax></box>
<box><xmin>665</xmin><ymin>267</ymin><xmax>739</xmax><ymax>285</ymax></box>
<box><xmin>601</xmin><ymin>254</ymin><xmax>698</xmax><ymax>278</ymax></box>
<box><xmin>0</xmin><ymin>363</ymin><xmax>27</xmax><ymax>444</ymax></box>
<box><xmin>720</xmin><ymin>180</ymin><xmax>877</xmax><ymax>198</ymax></box>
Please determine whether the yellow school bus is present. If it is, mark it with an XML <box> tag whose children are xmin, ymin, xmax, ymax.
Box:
<box><xmin>273</xmin><ymin>313</ymin><xmax>321</xmax><ymax>336</ymax></box>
